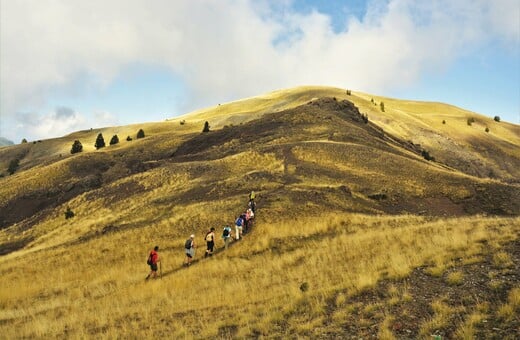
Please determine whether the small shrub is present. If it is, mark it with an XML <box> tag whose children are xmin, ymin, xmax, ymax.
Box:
<box><xmin>94</xmin><ymin>133</ymin><xmax>105</xmax><ymax>149</ymax></box>
<box><xmin>109</xmin><ymin>135</ymin><xmax>119</xmax><ymax>145</ymax></box>
<box><xmin>380</xmin><ymin>101</ymin><xmax>385</xmax><ymax>112</ymax></box>
<box><xmin>180</xmin><ymin>120</ymin><xmax>186</xmax><ymax>125</ymax></box>
<box><xmin>346</xmin><ymin>90</ymin><xmax>352</xmax><ymax>95</ymax></box>
<box><xmin>442</xmin><ymin>120</ymin><xmax>446</xmax><ymax>124</ymax></box>
<box><xmin>202</xmin><ymin>121</ymin><xmax>210</xmax><ymax>133</ymax></box>
<box><xmin>70</xmin><ymin>140</ymin><xmax>83</xmax><ymax>154</ymax></box>
<box><xmin>421</xmin><ymin>150</ymin><xmax>435</xmax><ymax>161</ymax></box>
<box><xmin>136</xmin><ymin>129</ymin><xmax>145</xmax><ymax>139</ymax></box>
<box><xmin>467</xmin><ymin>117</ymin><xmax>475</xmax><ymax>126</ymax></box>
<box><xmin>494</xmin><ymin>116</ymin><xmax>500</xmax><ymax>122</ymax></box>
<box><xmin>65</xmin><ymin>207</ymin><xmax>75</xmax><ymax>219</ymax></box>
<box><xmin>485</xmin><ymin>127</ymin><xmax>489</xmax><ymax>133</ymax></box>
<box><xmin>8</xmin><ymin>158</ymin><xmax>20</xmax><ymax>175</ymax></box>
<box><xmin>493</xmin><ymin>251</ymin><xmax>513</xmax><ymax>268</ymax></box>
<box><xmin>126</xmin><ymin>136</ymin><xmax>133</xmax><ymax>141</ymax></box>
<box><xmin>21</xmin><ymin>138</ymin><xmax>28</xmax><ymax>144</ymax></box>
<box><xmin>446</xmin><ymin>271</ymin><xmax>464</xmax><ymax>285</ymax></box>
<box><xmin>370</xmin><ymin>98</ymin><xmax>375</xmax><ymax>104</ymax></box>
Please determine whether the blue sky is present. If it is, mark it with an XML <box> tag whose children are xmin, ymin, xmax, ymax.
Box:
<box><xmin>1</xmin><ymin>0</ymin><xmax>519</xmax><ymax>143</ymax></box>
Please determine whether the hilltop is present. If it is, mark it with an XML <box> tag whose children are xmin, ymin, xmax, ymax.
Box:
<box><xmin>0</xmin><ymin>86</ymin><xmax>519</xmax><ymax>338</ymax></box>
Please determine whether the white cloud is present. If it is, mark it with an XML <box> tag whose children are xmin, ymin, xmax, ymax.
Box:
<box><xmin>16</xmin><ymin>107</ymin><xmax>86</xmax><ymax>140</ymax></box>
<box><xmin>1</xmin><ymin>0</ymin><xmax>518</xmax><ymax>140</ymax></box>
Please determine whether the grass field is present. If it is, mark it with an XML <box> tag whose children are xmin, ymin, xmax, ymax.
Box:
<box><xmin>0</xmin><ymin>212</ymin><xmax>518</xmax><ymax>338</ymax></box>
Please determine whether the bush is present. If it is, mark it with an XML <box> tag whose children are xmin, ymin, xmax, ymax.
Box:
<box><xmin>485</xmin><ymin>127</ymin><xmax>490</xmax><ymax>133</ymax></box>
<box><xmin>421</xmin><ymin>150</ymin><xmax>435</xmax><ymax>161</ymax></box>
<box><xmin>65</xmin><ymin>207</ymin><xmax>75</xmax><ymax>219</ymax></box>
<box><xmin>202</xmin><ymin>121</ymin><xmax>210</xmax><ymax>133</ymax></box>
<box><xmin>494</xmin><ymin>116</ymin><xmax>501</xmax><ymax>122</ymax></box>
<box><xmin>95</xmin><ymin>133</ymin><xmax>105</xmax><ymax>149</ymax></box>
<box><xmin>467</xmin><ymin>117</ymin><xmax>475</xmax><ymax>126</ymax></box>
<box><xmin>109</xmin><ymin>135</ymin><xmax>119</xmax><ymax>145</ymax></box>
<box><xmin>21</xmin><ymin>138</ymin><xmax>28</xmax><ymax>144</ymax></box>
<box><xmin>137</xmin><ymin>129</ymin><xmax>145</xmax><ymax>139</ymax></box>
<box><xmin>442</xmin><ymin>120</ymin><xmax>446</xmax><ymax>124</ymax></box>
<box><xmin>126</xmin><ymin>136</ymin><xmax>133</xmax><ymax>141</ymax></box>
<box><xmin>380</xmin><ymin>102</ymin><xmax>385</xmax><ymax>112</ymax></box>
<box><xmin>8</xmin><ymin>158</ymin><xmax>20</xmax><ymax>175</ymax></box>
<box><xmin>346</xmin><ymin>90</ymin><xmax>352</xmax><ymax>95</ymax></box>
<box><xmin>180</xmin><ymin>120</ymin><xmax>186</xmax><ymax>125</ymax></box>
<box><xmin>70</xmin><ymin>140</ymin><xmax>83</xmax><ymax>154</ymax></box>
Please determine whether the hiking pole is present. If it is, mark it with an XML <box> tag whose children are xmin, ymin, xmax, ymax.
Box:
<box><xmin>160</xmin><ymin>261</ymin><xmax>163</xmax><ymax>279</ymax></box>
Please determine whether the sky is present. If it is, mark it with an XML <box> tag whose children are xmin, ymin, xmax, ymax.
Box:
<box><xmin>1</xmin><ymin>0</ymin><xmax>519</xmax><ymax>143</ymax></box>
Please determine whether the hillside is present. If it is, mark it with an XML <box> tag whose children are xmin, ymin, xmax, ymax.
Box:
<box><xmin>0</xmin><ymin>86</ymin><xmax>519</xmax><ymax>338</ymax></box>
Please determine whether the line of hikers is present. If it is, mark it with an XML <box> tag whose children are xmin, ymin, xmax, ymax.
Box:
<box><xmin>146</xmin><ymin>191</ymin><xmax>257</xmax><ymax>279</ymax></box>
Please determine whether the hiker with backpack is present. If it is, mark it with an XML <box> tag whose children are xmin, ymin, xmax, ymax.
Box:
<box><xmin>248</xmin><ymin>199</ymin><xmax>256</xmax><ymax>214</ymax></box>
<box><xmin>184</xmin><ymin>235</ymin><xmax>195</xmax><ymax>266</ymax></box>
<box><xmin>245</xmin><ymin>208</ymin><xmax>254</xmax><ymax>231</ymax></box>
<box><xmin>235</xmin><ymin>215</ymin><xmax>244</xmax><ymax>240</ymax></box>
<box><xmin>204</xmin><ymin>227</ymin><xmax>216</xmax><ymax>257</ymax></box>
<box><xmin>146</xmin><ymin>246</ymin><xmax>161</xmax><ymax>280</ymax></box>
<box><xmin>241</xmin><ymin>212</ymin><xmax>249</xmax><ymax>234</ymax></box>
<box><xmin>222</xmin><ymin>225</ymin><xmax>232</xmax><ymax>249</ymax></box>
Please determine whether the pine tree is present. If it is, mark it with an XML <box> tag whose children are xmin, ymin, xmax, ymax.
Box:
<box><xmin>202</xmin><ymin>121</ymin><xmax>210</xmax><ymax>133</ymax></box>
<box><xmin>8</xmin><ymin>159</ymin><xmax>20</xmax><ymax>175</ymax></box>
<box><xmin>71</xmin><ymin>140</ymin><xmax>83</xmax><ymax>154</ymax></box>
<box><xmin>109</xmin><ymin>135</ymin><xmax>119</xmax><ymax>145</ymax></box>
<box><xmin>95</xmin><ymin>133</ymin><xmax>105</xmax><ymax>149</ymax></box>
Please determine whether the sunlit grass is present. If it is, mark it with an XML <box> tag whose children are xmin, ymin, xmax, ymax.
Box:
<box><xmin>1</xmin><ymin>212</ymin><xmax>518</xmax><ymax>338</ymax></box>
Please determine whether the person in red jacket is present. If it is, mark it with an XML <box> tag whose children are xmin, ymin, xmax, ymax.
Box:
<box><xmin>146</xmin><ymin>246</ymin><xmax>161</xmax><ymax>280</ymax></box>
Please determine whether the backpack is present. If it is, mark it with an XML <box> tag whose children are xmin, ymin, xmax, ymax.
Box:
<box><xmin>222</xmin><ymin>227</ymin><xmax>230</xmax><ymax>237</ymax></box>
<box><xmin>205</xmin><ymin>232</ymin><xmax>213</xmax><ymax>242</ymax></box>
<box><xmin>184</xmin><ymin>239</ymin><xmax>192</xmax><ymax>249</ymax></box>
<box><xmin>146</xmin><ymin>252</ymin><xmax>153</xmax><ymax>265</ymax></box>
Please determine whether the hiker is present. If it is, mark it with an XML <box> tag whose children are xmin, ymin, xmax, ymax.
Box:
<box><xmin>222</xmin><ymin>225</ymin><xmax>232</xmax><ymax>249</ymax></box>
<box><xmin>235</xmin><ymin>215</ymin><xmax>244</xmax><ymax>240</ymax></box>
<box><xmin>249</xmin><ymin>191</ymin><xmax>256</xmax><ymax>202</ymax></box>
<box><xmin>184</xmin><ymin>234</ymin><xmax>195</xmax><ymax>266</ymax></box>
<box><xmin>146</xmin><ymin>246</ymin><xmax>161</xmax><ymax>280</ymax></box>
<box><xmin>205</xmin><ymin>227</ymin><xmax>216</xmax><ymax>257</ymax></box>
<box><xmin>248</xmin><ymin>199</ymin><xmax>256</xmax><ymax>213</ymax></box>
<box><xmin>245</xmin><ymin>208</ymin><xmax>254</xmax><ymax>231</ymax></box>
<box><xmin>241</xmin><ymin>212</ymin><xmax>249</xmax><ymax>234</ymax></box>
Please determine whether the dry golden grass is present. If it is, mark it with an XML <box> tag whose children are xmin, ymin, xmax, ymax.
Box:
<box><xmin>446</xmin><ymin>271</ymin><xmax>464</xmax><ymax>286</ymax></box>
<box><xmin>0</xmin><ymin>212</ymin><xmax>518</xmax><ymax>338</ymax></box>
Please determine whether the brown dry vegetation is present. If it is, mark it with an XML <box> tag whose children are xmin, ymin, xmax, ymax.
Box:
<box><xmin>0</xmin><ymin>86</ymin><xmax>519</xmax><ymax>338</ymax></box>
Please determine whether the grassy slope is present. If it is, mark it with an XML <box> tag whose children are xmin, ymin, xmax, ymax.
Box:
<box><xmin>0</xmin><ymin>86</ymin><xmax>519</xmax><ymax>338</ymax></box>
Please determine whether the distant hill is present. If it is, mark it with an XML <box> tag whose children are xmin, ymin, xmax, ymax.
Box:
<box><xmin>0</xmin><ymin>137</ymin><xmax>14</xmax><ymax>147</ymax></box>
<box><xmin>0</xmin><ymin>86</ymin><xmax>519</xmax><ymax>339</ymax></box>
